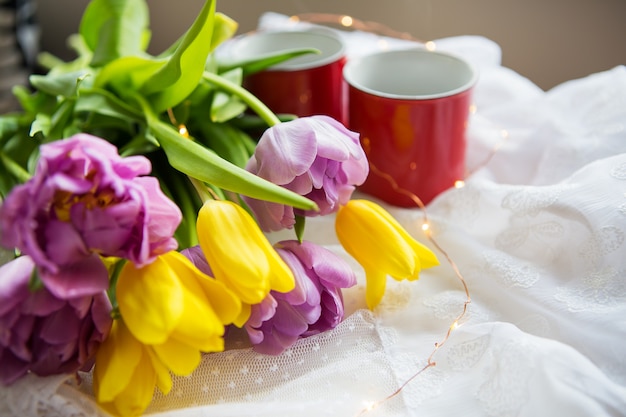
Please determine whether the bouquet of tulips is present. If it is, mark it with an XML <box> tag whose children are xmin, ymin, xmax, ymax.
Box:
<box><xmin>0</xmin><ymin>0</ymin><xmax>439</xmax><ymax>415</ymax></box>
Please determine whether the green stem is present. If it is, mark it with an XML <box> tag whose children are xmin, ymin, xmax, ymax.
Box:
<box><xmin>189</xmin><ymin>176</ymin><xmax>214</xmax><ymax>203</ymax></box>
<box><xmin>0</xmin><ymin>152</ymin><xmax>31</xmax><ymax>183</ymax></box>
<box><xmin>203</xmin><ymin>71</ymin><xmax>281</xmax><ymax>127</ymax></box>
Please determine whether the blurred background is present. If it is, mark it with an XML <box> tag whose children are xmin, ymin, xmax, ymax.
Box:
<box><xmin>31</xmin><ymin>0</ymin><xmax>626</xmax><ymax>90</ymax></box>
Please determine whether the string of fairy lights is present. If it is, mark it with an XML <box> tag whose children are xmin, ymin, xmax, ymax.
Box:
<box><xmin>288</xmin><ymin>13</ymin><xmax>511</xmax><ymax>416</ymax></box>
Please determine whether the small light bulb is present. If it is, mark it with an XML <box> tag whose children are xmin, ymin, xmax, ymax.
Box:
<box><xmin>425</xmin><ymin>41</ymin><xmax>436</xmax><ymax>51</ymax></box>
<box><xmin>341</xmin><ymin>15</ymin><xmax>353</xmax><ymax>27</ymax></box>
<box><xmin>454</xmin><ymin>180</ymin><xmax>465</xmax><ymax>189</ymax></box>
<box><xmin>421</xmin><ymin>222</ymin><xmax>430</xmax><ymax>232</ymax></box>
<box><xmin>362</xmin><ymin>401</ymin><xmax>377</xmax><ymax>412</ymax></box>
<box><xmin>178</xmin><ymin>125</ymin><xmax>189</xmax><ymax>137</ymax></box>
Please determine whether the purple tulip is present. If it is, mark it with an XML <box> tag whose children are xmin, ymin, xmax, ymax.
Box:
<box><xmin>244</xmin><ymin>240</ymin><xmax>357</xmax><ymax>355</ymax></box>
<box><xmin>243</xmin><ymin>116</ymin><xmax>369</xmax><ymax>232</ymax></box>
<box><xmin>180</xmin><ymin>245</ymin><xmax>213</xmax><ymax>276</ymax></box>
<box><xmin>0</xmin><ymin>256</ymin><xmax>112</xmax><ymax>385</ymax></box>
<box><xmin>0</xmin><ymin>134</ymin><xmax>182</xmax><ymax>296</ymax></box>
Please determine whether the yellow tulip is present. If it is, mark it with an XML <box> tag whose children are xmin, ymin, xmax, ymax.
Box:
<box><xmin>196</xmin><ymin>200</ymin><xmax>295</xmax><ymax>325</ymax></box>
<box><xmin>93</xmin><ymin>320</ymin><xmax>161</xmax><ymax>417</ymax></box>
<box><xmin>94</xmin><ymin>251</ymin><xmax>241</xmax><ymax>416</ymax></box>
<box><xmin>335</xmin><ymin>199</ymin><xmax>439</xmax><ymax>309</ymax></box>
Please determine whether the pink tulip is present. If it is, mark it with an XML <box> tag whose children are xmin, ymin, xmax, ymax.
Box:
<box><xmin>243</xmin><ymin>116</ymin><xmax>368</xmax><ymax>232</ymax></box>
<box><xmin>0</xmin><ymin>256</ymin><xmax>112</xmax><ymax>385</ymax></box>
<box><xmin>245</xmin><ymin>240</ymin><xmax>356</xmax><ymax>354</ymax></box>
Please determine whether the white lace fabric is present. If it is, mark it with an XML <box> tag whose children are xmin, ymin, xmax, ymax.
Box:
<box><xmin>3</xmin><ymin>14</ymin><xmax>626</xmax><ymax>417</ymax></box>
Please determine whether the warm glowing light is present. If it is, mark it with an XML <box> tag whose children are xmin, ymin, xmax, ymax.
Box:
<box><xmin>454</xmin><ymin>180</ymin><xmax>465</xmax><ymax>189</ymax></box>
<box><xmin>421</xmin><ymin>222</ymin><xmax>430</xmax><ymax>232</ymax></box>
<box><xmin>341</xmin><ymin>15</ymin><xmax>354</xmax><ymax>27</ymax></box>
<box><xmin>377</xmin><ymin>39</ymin><xmax>389</xmax><ymax>50</ymax></box>
<box><xmin>289</xmin><ymin>15</ymin><xmax>300</xmax><ymax>23</ymax></box>
<box><xmin>178</xmin><ymin>125</ymin><xmax>189</xmax><ymax>137</ymax></box>
<box><xmin>469</xmin><ymin>104</ymin><xmax>477</xmax><ymax>114</ymax></box>
<box><xmin>425</xmin><ymin>41</ymin><xmax>436</xmax><ymax>51</ymax></box>
<box><xmin>362</xmin><ymin>401</ymin><xmax>377</xmax><ymax>412</ymax></box>
<box><xmin>450</xmin><ymin>321</ymin><xmax>459</xmax><ymax>331</ymax></box>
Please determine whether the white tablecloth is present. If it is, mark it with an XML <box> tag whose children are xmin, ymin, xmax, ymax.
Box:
<box><xmin>2</xmin><ymin>14</ymin><xmax>625</xmax><ymax>417</ymax></box>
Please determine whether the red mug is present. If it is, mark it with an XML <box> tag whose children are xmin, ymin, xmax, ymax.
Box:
<box><xmin>343</xmin><ymin>48</ymin><xmax>477</xmax><ymax>207</ymax></box>
<box><xmin>231</xmin><ymin>30</ymin><xmax>347</xmax><ymax>125</ymax></box>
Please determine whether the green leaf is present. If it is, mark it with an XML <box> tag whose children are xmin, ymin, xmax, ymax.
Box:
<box><xmin>75</xmin><ymin>88</ymin><xmax>143</xmax><ymax>121</ymax></box>
<box><xmin>30</xmin><ymin>113</ymin><xmax>51</xmax><ymax>137</ymax></box>
<box><xmin>210</xmin><ymin>67</ymin><xmax>246</xmax><ymax>122</ymax></box>
<box><xmin>29</xmin><ymin>71</ymin><xmax>92</xmax><ymax>98</ymax></box>
<box><xmin>194</xmin><ymin>121</ymin><xmax>252</xmax><ymax>168</ymax></box>
<box><xmin>218</xmin><ymin>48</ymin><xmax>320</xmax><ymax>77</ymax></box>
<box><xmin>138</xmin><ymin>98</ymin><xmax>317</xmax><ymax>211</ymax></box>
<box><xmin>94</xmin><ymin>55</ymin><xmax>165</xmax><ymax>93</ymax></box>
<box><xmin>0</xmin><ymin>115</ymin><xmax>19</xmax><ymax>144</ymax></box>
<box><xmin>210</xmin><ymin>13</ymin><xmax>238</xmax><ymax>51</ymax></box>
<box><xmin>294</xmin><ymin>215</ymin><xmax>306</xmax><ymax>243</ymax></box>
<box><xmin>211</xmin><ymin>99</ymin><xmax>246</xmax><ymax>123</ymax></box>
<box><xmin>0</xmin><ymin>151</ymin><xmax>31</xmax><ymax>184</ymax></box>
<box><xmin>230</xmin><ymin>113</ymin><xmax>297</xmax><ymax>132</ymax></box>
<box><xmin>80</xmin><ymin>0</ymin><xmax>151</xmax><ymax>66</ymax></box>
<box><xmin>141</xmin><ymin>0</ymin><xmax>216</xmax><ymax>112</ymax></box>
<box><xmin>47</xmin><ymin>100</ymin><xmax>76</xmax><ymax>141</ymax></box>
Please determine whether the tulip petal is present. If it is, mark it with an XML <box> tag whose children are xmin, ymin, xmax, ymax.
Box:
<box><xmin>0</xmin><ymin>349</ymin><xmax>30</xmax><ymax>385</ymax></box>
<box><xmin>152</xmin><ymin>337</ymin><xmax>201</xmax><ymax>376</ymax></box>
<box><xmin>233</xmin><ymin>302</ymin><xmax>251</xmax><ymax>328</ymax></box>
<box><xmin>94</xmin><ymin>320</ymin><xmax>143</xmax><ymax>403</ymax></box>
<box><xmin>116</xmin><ymin>256</ymin><xmax>184</xmax><ymax>345</ymax></box>
<box><xmin>198</xmin><ymin>277</ymin><xmax>241</xmax><ymax>326</ymax></box>
<box><xmin>39</xmin><ymin>254</ymin><xmax>110</xmax><ymax>299</ymax></box>
<box><xmin>335</xmin><ymin>200</ymin><xmax>416</xmax><ymax>276</ymax></box>
<box><xmin>38</xmin><ymin>304</ymin><xmax>80</xmax><ymax>344</ymax></box>
<box><xmin>254</xmin><ymin>122</ymin><xmax>318</xmax><ymax>184</ymax></box>
<box><xmin>165</xmin><ymin>251</ymin><xmax>241</xmax><ymax>327</ymax></box>
<box><xmin>146</xmin><ymin>348</ymin><xmax>172</xmax><ymax>395</ymax></box>
<box><xmin>110</xmin><ymin>350</ymin><xmax>156</xmax><ymax>417</ymax></box>
<box><xmin>43</xmin><ymin>219</ymin><xmax>89</xmax><ymax>266</ymax></box>
<box><xmin>408</xmin><ymin>239</ymin><xmax>440</xmax><ymax>270</ymax></box>
<box><xmin>365</xmin><ymin>201</ymin><xmax>439</xmax><ymax>270</ymax></box>
<box><xmin>0</xmin><ymin>257</ymin><xmax>34</xmax><ymax>316</ymax></box>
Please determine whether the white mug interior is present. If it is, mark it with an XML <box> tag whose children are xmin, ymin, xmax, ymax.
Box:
<box><xmin>231</xmin><ymin>30</ymin><xmax>345</xmax><ymax>71</ymax></box>
<box><xmin>344</xmin><ymin>48</ymin><xmax>478</xmax><ymax>99</ymax></box>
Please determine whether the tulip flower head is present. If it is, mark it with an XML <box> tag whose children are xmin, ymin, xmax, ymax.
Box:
<box><xmin>196</xmin><ymin>199</ymin><xmax>296</xmax><ymax>326</ymax></box>
<box><xmin>243</xmin><ymin>115</ymin><xmax>369</xmax><ymax>232</ymax></box>
<box><xmin>0</xmin><ymin>256</ymin><xmax>112</xmax><ymax>386</ymax></box>
<box><xmin>244</xmin><ymin>240</ymin><xmax>357</xmax><ymax>355</ymax></box>
<box><xmin>335</xmin><ymin>199</ymin><xmax>439</xmax><ymax>309</ymax></box>
<box><xmin>0</xmin><ymin>134</ymin><xmax>182</xmax><ymax>298</ymax></box>
<box><xmin>94</xmin><ymin>250</ymin><xmax>241</xmax><ymax>416</ymax></box>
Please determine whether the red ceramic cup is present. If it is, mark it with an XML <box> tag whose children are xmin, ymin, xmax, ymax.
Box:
<box><xmin>232</xmin><ymin>30</ymin><xmax>347</xmax><ymax>125</ymax></box>
<box><xmin>343</xmin><ymin>48</ymin><xmax>477</xmax><ymax>207</ymax></box>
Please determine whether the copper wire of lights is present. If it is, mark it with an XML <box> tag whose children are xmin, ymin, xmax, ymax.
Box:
<box><xmin>290</xmin><ymin>13</ymin><xmax>424</xmax><ymax>44</ymax></box>
<box><xmin>286</xmin><ymin>13</ymin><xmax>511</xmax><ymax>416</ymax></box>
<box><xmin>353</xmin><ymin>160</ymin><xmax>472</xmax><ymax>417</ymax></box>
